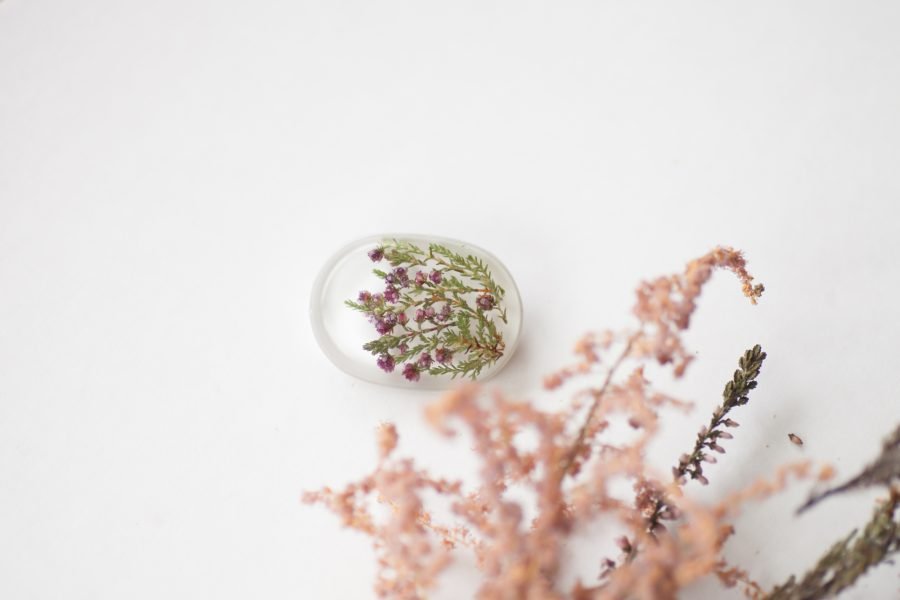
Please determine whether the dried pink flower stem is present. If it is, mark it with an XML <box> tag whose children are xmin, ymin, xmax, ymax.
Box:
<box><xmin>560</xmin><ymin>334</ymin><xmax>638</xmax><ymax>477</ymax></box>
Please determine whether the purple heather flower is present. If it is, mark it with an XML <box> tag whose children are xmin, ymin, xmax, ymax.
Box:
<box><xmin>437</xmin><ymin>304</ymin><xmax>451</xmax><ymax>322</ymax></box>
<box><xmin>385</xmin><ymin>273</ymin><xmax>396</xmax><ymax>285</ymax></box>
<box><xmin>383</xmin><ymin>312</ymin><xmax>398</xmax><ymax>326</ymax></box>
<box><xmin>358</xmin><ymin>290</ymin><xmax>372</xmax><ymax>303</ymax></box>
<box><xmin>376</xmin><ymin>354</ymin><xmax>395</xmax><ymax>372</ymax></box>
<box><xmin>434</xmin><ymin>347</ymin><xmax>452</xmax><ymax>364</ymax></box>
<box><xmin>368</xmin><ymin>247</ymin><xmax>384</xmax><ymax>262</ymax></box>
<box><xmin>375</xmin><ymin>319</ymin><xmax>392</xmax><ymax>335</ymax></box>
<box><xmin>417</xmin><ymin>353</ymin><xmax>433</xmax><ymax>369</ymax></box>
<box><xmin>424</xmin><ymin>306</ymin><xmax>436</xmax><ymax>319</ymax></box>
<box><xmin>402</xmin><ymin>363</ymin><xmax>420</xmax><ymax>382</ymax></box>
<box><xmin>398</xmin><ymin>343</ymin><xmax>409</xmax><ymax>354</ymax></box>
<box><xmin>391</xmin><ymin>267</ymin><xmax>409</xmax><ymax>288</ymax></box>
<box><xmin>384</xmin><ymin>286</ymin><xmax>400</xmax><ymax>303</ymax></box>
<box><xmin>429</xmin><ymin>270</ymin><xmax>442</xmax><ymax>284</ymax></box>
<box><xmin>414</xmin><ymin>270</ymin><xmax>427</xmax><ymax>286</ymax></box>
<box><xmin>372</xmin><ymin>292</ymin><xmax>384</xmax><ymax>304</ymax></box>
<box><xmin>397</xmin><ymin>312</ymin><xmax>408</xmax><ymax>325</ymax></box>
<box><xmin>414</xmin><ymin>308</ymin><xmax>426</xmax><ymax>323</ymax></box>
<box><xmin>476</xmin><ymin>293</ymin><xmax>495</xmax><ymax>311</ymax></box>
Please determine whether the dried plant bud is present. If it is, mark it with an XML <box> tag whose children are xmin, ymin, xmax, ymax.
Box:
<box><xmin>789</xmin><ymin>433</ymin><xmax>804</xmax><ymax>446</ymax></box>
<box><xmin>376</xmin><ymin>422</ymin><xmax>399</xmax><ymax>459</ymax></box>
<box><xmin>616</xmin><ymin>536</ymin><xmax>633</xmax><ymax>554</ymax></box>
<box><xmin>818</xmin><ymin>464</ymin><xmax>836</xmax><ymax>482</ymax></box>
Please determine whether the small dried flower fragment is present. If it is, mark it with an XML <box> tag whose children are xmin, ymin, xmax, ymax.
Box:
<box><xmin>377</xmin><ymin>422</ymin><xmax>399</xmax><ymax>460</ymax></box>
<box><xmin>402</xmin><ymin>363</ymin><xmax>420</xmax><ymax>382</ymax></box>
<box><xmin>789</xmin><ymin>433</ymin><xmax>804</xmax><ymax>446</ymax></box>
<box><xmin>434</xmin><ymin>347</ymin><xmax>452</xmax><ymax>364</ymax></box>
<box><xmin>376</xmin><ymin>354</ymin><xmax>395</xmax><ymax>373</ymax></box>
<box><xmin>476</xmin><ymin>293</ymin><xmax>495</xmax><ymax>311</ymax></box>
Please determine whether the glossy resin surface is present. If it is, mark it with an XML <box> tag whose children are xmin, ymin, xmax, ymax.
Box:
<box><xmin>310</xmin><ymin>234</ymin><xmax>523</xmax><ymax>389</ymax></box>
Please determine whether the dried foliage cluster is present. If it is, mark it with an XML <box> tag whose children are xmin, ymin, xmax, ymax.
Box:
<box><xmin>306</xmin><ymin>247</ymin><xmax>900</xmax><ymax>599</ymax></box>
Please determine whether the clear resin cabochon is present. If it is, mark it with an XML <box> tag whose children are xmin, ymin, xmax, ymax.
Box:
<box><xmin>310</xmin><ymin>234</ymin><xmax>523</xmax><ymax>389</ymax></box>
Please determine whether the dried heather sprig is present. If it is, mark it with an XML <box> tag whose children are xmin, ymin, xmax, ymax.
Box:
<box><xmin>553</xmin><ymin>247</ymin><xmax>764</xmax><ymax>478</ymax></box>
<box><xmin>345</xmin><ymin>240</ymin><xmax>508</xmax><ymax>381</ymax></box>
<box><xmin>797</xmin><ymin>423</ymin><xmax>900</xmax><ymax>514</ymax></box>
<box><xmin>768</xmin><ymin>488</ymin><xmax>900</xmax><ymax>599</ymax></box>
<box><xmin>642</xmin><ymin>345</ymin><xmax>766</xmax><ymax>538</ymax></box>
<box><xmin>677</xmin><ymin>344</ymin><xmax>766</xmax><ymax>485</ymax></box>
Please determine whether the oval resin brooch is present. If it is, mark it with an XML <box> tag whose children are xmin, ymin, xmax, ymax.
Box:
<box><xmin>310</xmin><ymin>234</ymin><xmax>523</xmax><ymax>389</ymax></box>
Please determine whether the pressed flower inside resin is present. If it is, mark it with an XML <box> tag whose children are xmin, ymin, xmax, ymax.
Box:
<box><xmin>310</xmin><ymin>235</ymin><xmax>522</xmax><ymax>388</ymax></box>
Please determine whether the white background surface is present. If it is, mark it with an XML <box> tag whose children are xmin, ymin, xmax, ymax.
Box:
<box><xmin>2</xmin><ymin>2</ymin><xmax>899</xmax><ymax>598</ymax></box>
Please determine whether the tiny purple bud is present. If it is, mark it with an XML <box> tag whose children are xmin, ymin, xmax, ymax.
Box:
<box><xmin>368</xmin><ymin>247</ymin><xmax>384</xmax><ymax>262</ymax></box>
<box><xmin>717</xmin><ymin>431</ymin><xmax>734</xmax><ymax>440</ymax></box>
<box><xmin>384</xmin><ymin>273</ymin><xmax>396</xmax><ymax>285</ymax></box>
<box><xmin>397</xmin><ymin>312</ymin><xmax>408</xmax><ymax>325</ymax></box>
<box><xmin>476</xmin><ymin>294</ymin><xmax>495</xmax><ymax>311</ymax></box>
<box><xmin>414</xmin><ymin>309</ymin><xmax>426</xmax><ymax>322</ymax></box>
<box><xmin>398</xmin><ymin>343</ymin><xmax>409</xmax><ymax>354</ymax></box>
<box><xmin>702</xmin><ymin>454</ymin><xmax>717</xmax><ymax>464</ymax></box>
<box><xmin>374</xmin><ymin>319</ymin><xmax>392</xmax><ymax>335</ymax></box>
<box><xmin>358</xmin><ymin>290</ymin><xmax>372</xmax><ymax>303</ymax></box>
<box><xmin>372</xmin><ymin>292</ymin><xmax>384</xmax><ymax>304</ymax></box>
<box><xmin>696</xmin><ymin>474</ymin><xmax>709</xmax><ymax>486</ymax></box>
<box><xmin>418</xmin><ymin>353</ymin><xmax>433</xmax><ymax>369</ymax></box>
<box><xmin>437</xmin><ymin>304</ymin><xmax>451</xmax><ymax>322</ymax></box>
<box><xmin>392</xmin><ymin>267</ymin><xmax>409</xmax><ymax>288</ymax></box>
<box><xmin>383</xmin><ymin>312</ymin><xmax>398</xmax><ymax>326</ymax></box>
<box><xmin>402</xmin><ymin>363</ymin><xmax>420</xmax><ymax>382</ymax></box>
<box><xmin>424</xmin><ymin>306</ymin><xmax>436</xmax><ymax>319</ymax></box>
<box><xmin>709</xmin><ymin>443</ymin><xmax>726</xmax><ymax>454</ymax></box>
<box><xmin>376</xmin><ymin>354</ymin><xmax>395</xmax><ymax>373</ymax></box>
<box><xmin>429</xmin><ymin>270</ymin><xmax>442</xmax><ymax>284</ymax></box>
<box><xmin>434</xmin><ymin>347</ymin><xmax>452</xmax><ymax>364</ymax></box>
<box><xmin>723</xmin><ymin>419</ymin><xmax>740</xmax><ymax>428</ymax></box>
<box><xmin>414</xmin><ymin>271</ymin><xmax>426</xmax><ymax>286</ymax></box>
<box><xmin>384</xmin><ymin>287</ymin><xmax>400</xmax><ymax>303</ymax></box>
